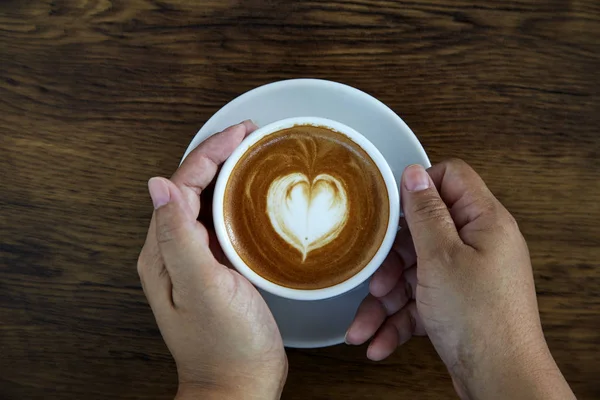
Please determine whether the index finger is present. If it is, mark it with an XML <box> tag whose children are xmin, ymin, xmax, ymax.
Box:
<box><xmin>172</xmin><ymin>120</ymin><xmax>258</xmax><ymax>213</ymax></box>
<box><xmin>427</xmin><ymin>159</ymin><xmax>511</xmax><ymax>249</ymax></box>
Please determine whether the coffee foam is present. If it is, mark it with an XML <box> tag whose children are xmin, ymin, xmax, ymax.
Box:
<box><xmin>223</xmin><ymin>125</ymin><xmax>389</xmax><ymax>290</ymax></box>
<box><xmin>267</xmin><ymin>172</ymin><xmax>349</xmax><ymax>261</ymax></box>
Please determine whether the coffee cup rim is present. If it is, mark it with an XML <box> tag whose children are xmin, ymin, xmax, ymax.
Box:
<box><xmin>213</xmin><ymin>117</ymin><xmax>400</xmax><ymax>301</ymax></box>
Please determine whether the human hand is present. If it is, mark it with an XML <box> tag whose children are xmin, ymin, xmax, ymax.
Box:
<box><xmin>138</xmin><ymin>122</ymin><xmax>287</xmax><ymax>400</ymax></box>
<box><xmin>346</xmin><ymin>159</ymin><xmax>574</xmax><ymax>399</ymax></box>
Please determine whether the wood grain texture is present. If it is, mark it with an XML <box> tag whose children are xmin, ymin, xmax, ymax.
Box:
<box><xmin>1</xmin><ymin>0</ymin><xmax>599</xmax><ymax>399</ymax></box>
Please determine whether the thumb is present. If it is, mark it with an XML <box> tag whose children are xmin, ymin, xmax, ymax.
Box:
<box><xmin>148</xmin><ymin>177</ymin><xmax>216</xmax><ymax>285</ymax></box>
<box><xmin>401</xmin><ymin>165</ymin><xmax>461</xmax><ymax>260</ymax></box>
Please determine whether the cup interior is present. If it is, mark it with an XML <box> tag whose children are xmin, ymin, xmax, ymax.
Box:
<box><xmin>213</xmin><ymin>117</ymin><xmax>400</xmax><ymax>301</ymax></box>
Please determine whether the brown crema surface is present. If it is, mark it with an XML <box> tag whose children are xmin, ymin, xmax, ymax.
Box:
<box><xmin>223</xmin><ymin>125</ymin><xmax>389</xmax><ymax>289</ymax></box>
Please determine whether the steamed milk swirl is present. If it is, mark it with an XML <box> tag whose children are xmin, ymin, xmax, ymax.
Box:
<box><xmin>223</xmin><ymin>125</ymin><xmax>389</xmax><ymax>290</ymax></box>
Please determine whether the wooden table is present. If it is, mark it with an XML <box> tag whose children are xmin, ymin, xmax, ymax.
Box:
<box><xmin>1</xmin><ymin>1</ymin><xmax>599</xmax><ymax>399</ymax></box>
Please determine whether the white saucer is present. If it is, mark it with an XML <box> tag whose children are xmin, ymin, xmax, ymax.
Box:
<box><xmin>182</xmin><ymin>79</ymin><xmax>430</xmax><ymax>348</ymax></box>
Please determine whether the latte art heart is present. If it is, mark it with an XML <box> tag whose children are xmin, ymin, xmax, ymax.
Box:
<box><xmin>266</xmin><ymin>173</ymin><xmax>349</xmax><ymax>261</ymax></box>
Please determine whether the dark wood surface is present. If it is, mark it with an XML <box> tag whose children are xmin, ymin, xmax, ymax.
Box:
<box><xmin>1</xmin><ymin>1</ymin><xmax>599</xmax><ymax>399</ymax></box>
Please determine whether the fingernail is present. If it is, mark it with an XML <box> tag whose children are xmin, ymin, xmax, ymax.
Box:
<box><xmin>344</xmin><ymin>329</ymin><xmax>352</xmax><ymax>345</ymax></box>
<box><xmin>240</xmin><ymin>119</ymin><xmax>259</xmax><ymax>130</ymax></box>
<box><xmin>148</xmin><ymin>177</ymin><xmax>170</xmax><ymax>209</ymax></box>
<box><xmin>404</xmin><ymin>164</ymin><xmax>430</xmax><ymax>192</ymax></box>
<box><xmin>366</xmin><ymin>346</ymin><xmax>377</xmax><ymax>361</ymax></box>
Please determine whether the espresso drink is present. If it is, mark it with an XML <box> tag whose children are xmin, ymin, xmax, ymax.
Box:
<box><xmin>223</xmin><ymin>125</ymin><xmax>389</xmax><ymax>289</ymax></box>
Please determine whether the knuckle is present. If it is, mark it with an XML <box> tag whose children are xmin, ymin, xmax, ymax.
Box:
<box><xmin>444</xmin><ymin>158</ymin><xmax>486</xmax><ymax>190</ymax></box>
<box><xmin>137</xmin><ymin>244</ymin><xmax>161</xmax><ymax>283</ymax></box>
<box><xmin>445</xmin><ymin>158</ymin><xmax>470</xmax><ymax>172</ymax></box>
<box><xmin>498</xmin><ymin>210</ymin><xmax>523</xmax><ymax>243</ymax></box>
<box><xmin>473</xmin><ymin>197</ymin><xmax>502</xmax><ymax>224</ymax></box>
<box><xmin>137</xmin><ymin>251</ymin><xmax>148</xmax><ymax>279</ymax></box>
<box><xmin>156</xmin><ymin>221</ymin><xmax>186</xmax><ymax>246</ymax></box>
<box><xmin>488</xmin><ymin>203</ymin><xmax>519</xmax><ymax>232</ymax></box>
<box><xmin>411</xmin><ymin>195</ymin><xmax>451</xmax><ymax>225</ymax></box>
<box><xmin>477</xmin><ymin>196</ymin><xmax>498</xmax><ymax>215</ymax></box>
<box><xmin>179</xmin><ymin>153</ymin><xmax>214</xmax><ymax>193</ymax></box>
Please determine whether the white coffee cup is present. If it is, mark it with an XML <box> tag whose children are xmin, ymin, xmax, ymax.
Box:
<box><xmin>213</xmin><ymin>117</ymin><xmax>400</xmax><ymax>301</ymax></box>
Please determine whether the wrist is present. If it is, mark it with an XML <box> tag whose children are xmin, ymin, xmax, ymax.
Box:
<box><xmin>451</xmin><ymin>334</ymin><xmax>573</xmax><ymax>400</ymax></box>
<box><xmin>176</xmin><ymin>359</ymin><xmax>288</xmax><ymax>400</ymax></box>
<box><xmin>176</xmin><ymin>382</ymin><xmax>282</xmax><ymax>400</ymax></box>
